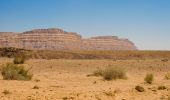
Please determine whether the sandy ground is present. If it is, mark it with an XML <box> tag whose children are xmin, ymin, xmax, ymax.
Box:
<box><xmin>0</xmin><ymin>58</ymin><xmax>170</xmax><ymax>100</ymax></box>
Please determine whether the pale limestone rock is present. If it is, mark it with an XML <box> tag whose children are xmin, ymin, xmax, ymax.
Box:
<box><xmin>0</xmin><ymin>28</ymin><xmax>137</xmax><ymax>50</ymax></box>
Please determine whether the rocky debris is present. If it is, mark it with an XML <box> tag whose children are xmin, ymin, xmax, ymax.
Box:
<box><xmin>157</xmin><ymin>86</ymin><xmax>167</xmax><ymax>90</ymax></box>
<box><xmin>0</xmin><ymin>28</ymin><xmax>137</xmax><ymax>50</ymax></box>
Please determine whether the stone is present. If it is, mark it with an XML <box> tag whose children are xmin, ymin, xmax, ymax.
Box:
<box><xmin>135</xmin><ymin>86</ymin><xmax>145</xmax><ymax>92</ymax></box>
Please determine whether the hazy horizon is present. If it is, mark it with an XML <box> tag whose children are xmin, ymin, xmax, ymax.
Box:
<box><xmin>0</xmin><ymin>0</ymin><xmax>170</xmax><ymax>50</ymax></box>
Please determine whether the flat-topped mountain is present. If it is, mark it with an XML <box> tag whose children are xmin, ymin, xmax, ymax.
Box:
<box><xmin>0</xmin><ymin>28</ymin><xmax>137</xmax><ymax>50</ymax></box>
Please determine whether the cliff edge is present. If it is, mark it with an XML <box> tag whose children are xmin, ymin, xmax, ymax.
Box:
<box><xmin>0</xmin><ymin>28</ymin><xmax>137</xmax><ymax>50</ymax></box>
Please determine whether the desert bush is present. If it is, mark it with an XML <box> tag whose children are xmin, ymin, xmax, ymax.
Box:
<box><xmin>144</xmin><ymin>73</ymin><xmax>154</xmax><ymax>84</ymax></box>
<box><xmin>165</xmin><ymin>73</ymin><xmax>170</xmax><ymax>80</ymax></box>
<box><xmin>102</xmin><ymin>67</ymin><xmax>127</xmax><ymax>80</ymax></box>
<box><xmin>0</xmin><ymin>47</ymin><xmax>30</xmax><ymax>58</ymax></box>
<box><xmin>1</xmin><ymin>63</ymin><xmax>32</xmax><ymax>80</ymax></box>
<box><xmin>93</xmin><ymin>67</ymin><xmax>127</xmax><ymax>80</ymax></box>
<box><xmin>13</xmin><ymin>55</ymin><xmax>25</xmax><ymax>64</ymax></box>
<box><xmin>135</xmin><ymin>86</ymin><xmax>145</xmax><ymax>92</ymax></box>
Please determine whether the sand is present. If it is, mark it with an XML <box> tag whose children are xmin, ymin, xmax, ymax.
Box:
<box><xmin>0</xmin><ymin>58</ymin><xmax>170</xmax><ymax>100</ymax></box>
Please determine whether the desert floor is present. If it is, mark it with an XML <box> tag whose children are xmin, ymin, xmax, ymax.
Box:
<box><xmin>0</xmin><ymin>58</ymin><xmax>170</xmax><ymax>100</ymax></box>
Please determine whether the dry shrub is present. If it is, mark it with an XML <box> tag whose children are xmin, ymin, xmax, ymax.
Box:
<box><xmin>93</xmin><ymin>66</ymin><xmax>127</xmax><ymax>80</ymax></box>
<box><xmin>1</xmin><ymin>63</ymin><xmax>32</xmax><ymax>80</ymax></box>
<box><xmin>13</xmin><ymin>55</ymin><xmax>25</xmax><ymax>64</ymax></box>
<box><xmin>144</xmin><ymin>73</ymin><xmax>154</xmax><ymax>84</ymax></box>
<box><xmin>165</xmin><ymin>73</ymin><xmax>170</xmax><ymax>80</ymax></box>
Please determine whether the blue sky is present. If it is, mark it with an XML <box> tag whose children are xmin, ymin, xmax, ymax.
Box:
<box><xmin>0</xmin><ymin>0</ymin><xmax>170</xmax><ymax>50</ymax></box>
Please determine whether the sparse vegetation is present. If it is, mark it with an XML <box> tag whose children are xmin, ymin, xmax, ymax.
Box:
<box><xmin>13</xmin><ymin>55</ymin><xmax>26</xmax><ymax>64</ymax></box>
<box><xmin>93</xmin><ymin>66</ymin><xmax>127</xmax><ymax>80</ymax></box>
<box><xmin>1</xmin><ymin>63</ymin><xmax>32</xmax><ymax>80</ymax></box>
<box><xmin>0</xmin><ymin>50</ymin><xmax>170</xmax><ymax>99</ymax></box>
<box><xmin>0</xmin><ymin>47</ymin><xmax>30</xmax><ymax>58</ymax></box>
<box><xmin>165</xmin><ymin>73</ymin><xmax>170</xmax><ymax>80</ymax></box>
<box><xmin>135</xmin><ymin>86</ymin><xmax>145</xmax><ymax>92</ymax></box>
<box><xmin>144</xmin><ymin>73</ymin><xmax>154</xmax><ymax>84</ymax></box>
<box><xmin>103</xmin><ymin>67</ymin><xmax>127</xmax><ymax>80</ymax></box>
<box><xmin>1</xmin><ymin>48</ymin><xmax>170</xmax><ymax>59</ymax></box>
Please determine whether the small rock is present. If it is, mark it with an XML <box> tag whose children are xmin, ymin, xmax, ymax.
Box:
<box><xmin>32</xmin><ymin>85</ymin><xmax>39</xmax><ymax>89</ymax></box>
<box><xmin>135</xmin><ymin>86</ymin><xmax>145</xmax><ymax>92</ymax></box>
<box><xmin>158</xmin><ymin>86</ymin><xmax>167</xmax><ymax>90</ymax></box>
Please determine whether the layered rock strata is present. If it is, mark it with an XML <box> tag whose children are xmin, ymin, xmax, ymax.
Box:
<box><xmin>0</xmin><ymin>28</ymin><xmax>137</xmax><ymax>50</ymax></box>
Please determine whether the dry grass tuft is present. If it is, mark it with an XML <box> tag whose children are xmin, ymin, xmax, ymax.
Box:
<box><xmin>1</xmin><ymin>63</ymin><xmax>32</xmax><ymax>80</ymax></box>
<box><xmin>144</xmin><ymin>73</ymin><xmax>154</xmax><ymax>84</ymax></box>
<box><xmin>93</xmin><ymin>66</ymin><xmax>127</xmax><ymax>80</ymax></box>
<box><xmin>165</xmin><ymin>73</ymin><xmax>170</xmax><ymax>80</ymax></box>
<box><xmin>13</xmin><ymin>56</ymin><xmax>25</xmax><ymax>64</ymax></box>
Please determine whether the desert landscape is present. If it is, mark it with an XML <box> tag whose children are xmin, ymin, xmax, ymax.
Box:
<box><xmin>1</xmin><ymin>1</ymin><xmax>170</xmax><ymax>100</ymax></box>
<box><xmin>0</xmin><ymin>48</ymin><xmax>170</xmax><ymax>100</ymax></box>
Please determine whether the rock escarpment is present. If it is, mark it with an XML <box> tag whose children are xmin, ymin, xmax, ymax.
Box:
<box><xmin>0</xmin><ymin>28</ymin><xmax>137</xmax><ymax>50</ymax></box>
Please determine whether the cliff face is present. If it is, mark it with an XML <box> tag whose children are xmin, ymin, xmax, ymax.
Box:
<box><xmin>0</xmin><ymin>28</ymin><xmax>137</xmax><ymax>50</ymax></box>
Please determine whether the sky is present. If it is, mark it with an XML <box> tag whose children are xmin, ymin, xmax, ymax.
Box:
<box><xmin>0</xmin><ymin>0</ymin><xmax>170</xmax><ymax>50</ymax></box>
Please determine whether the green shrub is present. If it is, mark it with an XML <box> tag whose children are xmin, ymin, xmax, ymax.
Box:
<box><xmin>1</xmin><ymin>63</ymin><xmax>32</xmax><ymax>80</ymax></box>
<box><xmin>165</xmin><ymin>73</ymin><xmax>170</xmax><ymax>80</ymax></box>
<box><xmin>13</xmin><ymin>56</ymin><xmax>25</xmax><ymax>64</ymax></box>
<box><xmin>144</xmin><ymin>73</ymin><xmax>154</xmax><ymax>84</ymax></box>
<box><xmin>93</xmin><ymin>67</ymin><xmax>127</xmax><ymax>80</ymax></box>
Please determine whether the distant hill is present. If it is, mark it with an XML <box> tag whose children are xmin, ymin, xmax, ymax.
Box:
<box><xmin>0</xmin><ymin>28</ymin><xmax>137</xmax><ymax>50</ymax></box>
